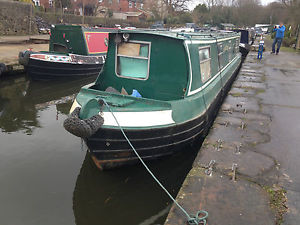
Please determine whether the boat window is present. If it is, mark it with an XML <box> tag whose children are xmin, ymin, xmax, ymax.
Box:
<box><xmin>217</xmin><ymin>43</ymin><xmax>224</xmax><ymax>69</ymax></box>
<box><xmin>198</xmin><ymin>47</ymin><xmax>211</xmax><ymax>83</ymax></box>
<box><xmin>53</xmin><ymin>43</ymin><xmax>68</xmax><ymax>53</ymax></box>
<box><xmin>228</xmin><ymin>41</ymin><xmax>232</xmax><ymax>61</ymax></box>
<box><xmin>218</xmin><ymin>43</ymin><xmax>223</xmax><ymax>53</ymax></box>
<box><xmin>235</xmin><ymin>39</ymin><xmax>239</xmax><ymax>53</ymax></box>
<box><xmin>116</xmin><ymin>41</ymin><xmax>150</xmax><ymax>79</ymax></box>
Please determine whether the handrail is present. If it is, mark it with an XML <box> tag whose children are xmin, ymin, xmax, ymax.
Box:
<box><xmin>176</xmin><ymin>31</ymin><xmax>238</xmax><ymax>39</ymax></box>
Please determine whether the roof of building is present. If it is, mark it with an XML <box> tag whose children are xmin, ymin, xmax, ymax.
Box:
<box><xmin>220</xmin><ymin>23</ymin><xmax>235</xmax><ymax>27</ymax></box>
<box><xmin>129</xmin><ymin>0</ymin><xmax>144</xmax><ymax>2</ymax></box>
<box><xmin>124</xmin><ymin>12</ymin><xmax>144</xmax><ymax>16</ymax></box>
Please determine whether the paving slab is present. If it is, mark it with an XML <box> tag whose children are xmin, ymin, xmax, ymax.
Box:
<box><xmin>165</xmin><ymin>167</ymin><xmax>275</xmax><ymax>225</ymax></box>
<box><xmin>237</xmin><ymin>75</ymin><xmax>263</xmax><ymax>83</ymax></box>
<box><xmin>222</xmin><ymin>96</ymin><xmax>261</xmax><ymax>112</ymax></box>
<box><xmin>240</xmin><ymin>69</ymin><xmax>264</xmax><ymax>75</ymax></box>
<box><xmin>206</xmin><ymin>123</ymin><xmax>269</xmax><ymax>145</ymax></box>
<box><xmin>218</xmin><ymin>111</ymin><xmax>271</xmax><ymax>122</ymax></box>
<box><xmin>198</xmin><ymin>144</ymin><xmax>275</xmax><ymax>177</ymax></box>
<box><xmin>233</xmin><ymin>81</ymin><xmax>266</xmax><ymax>90</ymax></box>
<box><xmin>229</xmin><ymin>87</ymin><xmax>257</xmax><ymax>96</ymax></box>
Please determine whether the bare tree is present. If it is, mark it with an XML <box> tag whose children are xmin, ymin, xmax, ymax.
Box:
<box><xmin>204</xmin><ymin>0</ymin><xmax>226</xmax><ymax>8</ymax></box>
<box><xmin>281</xmin><ymin>0</ymin><xmax>300</xmax><ymax>25</ymax></box>
<box><xmin>145</xmin><ymin>0</ymin><xmax>167</xmax><ymax>18</ymax></box>
<box><xmin>162</xmin><ymin>0</ymin><xmax>192</xmax><ymax>14</ymax></box>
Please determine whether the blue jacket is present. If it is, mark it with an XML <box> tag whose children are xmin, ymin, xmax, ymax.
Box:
<box><xmin>274</xmin><ymin>25</ymin><xmax>285</xmax><ymax>39</ymax></box>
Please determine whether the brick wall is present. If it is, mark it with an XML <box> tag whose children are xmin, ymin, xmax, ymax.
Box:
<box><xmin>0</xmin><ymin>1</ymin><xmax>38</xmax><ymax>35</ymax></box>
<box><xmin>34</xmin><ymin>11</ymin><xmax>150</xmax><ymax>28</ymax></box>
<box><xmin>99</xmin><ymin>0</ymin><xmax>143</xmax><ymax>13</ymax></box>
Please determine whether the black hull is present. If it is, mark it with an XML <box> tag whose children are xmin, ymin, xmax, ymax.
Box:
<box><xmin>239</xmin><ymin>45</ymin><xmax>250</xmax><ymax>62</ymax></box>
<box><xmin>27</xmin><ymin>59</ymin><xmax>103</xmax><ymax>81</ymax></box>
<box><xmin>86</xmin><ymin>64</ymin><xmax>241</xmax><ymax>170</ymax></box>
<box><xmin>87</xmin><ymin>113</ymin><xmax>207</xmax><ymax>170</ymax></box>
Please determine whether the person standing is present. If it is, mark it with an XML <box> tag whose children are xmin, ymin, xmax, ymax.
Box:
<box><xmin>271</xmin><ymin>22</ymin><xmax>286</xmax><ymax>55</ymax></box>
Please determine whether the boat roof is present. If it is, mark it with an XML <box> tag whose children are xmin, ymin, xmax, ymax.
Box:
<box><xmin>116</xmin><ymin>29</ymin><xmax>240</xmax><ymax>41</ymax></box>
<box><xmin>52</xmin><ymin>24</ymin><xmax>118</xmax><ymax>32</ymax></box>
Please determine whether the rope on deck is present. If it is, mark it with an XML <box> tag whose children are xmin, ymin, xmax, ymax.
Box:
<box><xmin>99</xmin><ymin>98</ymin><xmax>208</xmax><ymax>225</ymax></box>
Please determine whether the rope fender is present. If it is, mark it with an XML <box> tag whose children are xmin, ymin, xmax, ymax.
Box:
<box><xmin>63</xmin><ymin>107</ymin><xmax>104</xmax><ymax>138</ymax></box>
<box><xmin>18</xmin><ymin>50</ymin><xmax>32</xmax><ymax>67</ymax></box>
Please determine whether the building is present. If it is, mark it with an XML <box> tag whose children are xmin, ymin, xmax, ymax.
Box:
<box><xmin>32</xmin><ymin>0</ymin><xmax>40</xmax><ymax>6</ymax></box>
<box><xmin>97</xmin><ymin>0</ymin><xmax>144</xmax><ymax>14</ymax></box>
<box><xmin>220</xmin><ymin>23</ymin><xmax>235</xmax><ymax>30</ymax></box>
<box><xmin>32</xmin><ymin>0</ymin><xmax>53</xmax><ymax>8</ymax></box>
<box><xmin>32</xmin><ymin>0</ymin><xmax>165</xmax><ymax>22</ymax></box>
<box><xmin>96</xmin><ymin>0</ymin><xmax>154</xmax><ymax>21</ymax></box>
<box><xmin>113</xmin><ymin>11</ymin><xmax>148</xmax><ymax>22</ymax></box>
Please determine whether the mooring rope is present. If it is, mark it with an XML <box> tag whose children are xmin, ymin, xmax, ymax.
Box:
<box><xmin>100</xmin><ymin>98</ymin><xmax>208</xmax><ymax>225</ymax></box>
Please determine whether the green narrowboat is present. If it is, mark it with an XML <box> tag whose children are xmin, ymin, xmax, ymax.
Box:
<box><xmin>19</xmin><ymin>25</ymin><xmax>115</xmax><ymax>80</ymax></box>
<box><xmin>64</xmin><ymin>30</ymin><xmax>242</xmax><ymax>170</ymax></box>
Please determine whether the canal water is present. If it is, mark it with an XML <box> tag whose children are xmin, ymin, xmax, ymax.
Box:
<box><xmin>0</xmin><ymin>74</ymin><xmax>201</xmax><ymax>225</ymax></box>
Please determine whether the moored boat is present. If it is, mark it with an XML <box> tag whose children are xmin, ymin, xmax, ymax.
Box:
<box><xmin>234</xmin><ymin>28</ymin><xmax>251</xmax><ymax>60</ymax></box>
<box><xmin>64</xmin><ymin>30</ymin><xmax>242</xmax><ymax>170</ymax></box>
<box><xmin>19</xmin><ymin>25</ymin><xmax>115</xmax><ymax>80</ymax></box>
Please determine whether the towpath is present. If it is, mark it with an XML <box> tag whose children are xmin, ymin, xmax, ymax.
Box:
<box><xmin>0</xmin><ymin>35</ymin><xmax>49</xmax><ymax>44</ymax></box>
<box><xmin>165</xmin><ymin>49</ymin><xmax>300</xmax><ymax>224</ymax></box>
<box><xmin>0</xmin><ymin>35</ymin><xmax>49</xmax><ymax>74</ymax></box>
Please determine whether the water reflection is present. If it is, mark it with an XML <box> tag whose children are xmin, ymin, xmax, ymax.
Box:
<box><xmin>0</xmin><ymin>77</ymin><xmax>38</xmax><ymax>134</ymax></box>
<box><xmin>0</xmin><ymin>75</ymin><xmax>96</xmax><ymax>134</ymax></box>
<box><xmin>73</xmin><ymin>143</ymin><xmax>201</xmax><ymax>225</ymax></box>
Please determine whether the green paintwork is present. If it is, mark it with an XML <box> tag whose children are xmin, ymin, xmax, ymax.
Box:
<box><xmin>95</xmin><ymin>33</ymin><xmax>189</xmax><ymax>101</ymax></box>
<box><xmin>49</xmin><ymin>25</ymin><xmax>87</xmax><ymax>55</ymax></box>
<box><xmin>48</xmin><ymin>25</ymin><xmax>110</xmax><ymax>56</ymax></box>
<box><xmin>77</xmin><ymin>85</ymin><xmax>172</xmax><ymax>112</ymax></box>
<box><xmin>73</xmin><ymin>30</ymin><xmax>241</xmax><ymax>129</ymax></box>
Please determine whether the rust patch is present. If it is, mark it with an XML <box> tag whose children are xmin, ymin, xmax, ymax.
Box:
<box><xmin>90</xmin><ymin>154</ymin><xmax>139</xmax><ymax>170</ymax></box>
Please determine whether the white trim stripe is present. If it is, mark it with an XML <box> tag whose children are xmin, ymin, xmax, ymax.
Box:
<box><xmin>101</xmin><ymin>110</ymin><xmax>175</xmax><ymax>127</ymax></box>
<box><xmin>69</xmin><ymin>100</ymin><xmax>175</xmax><ymax>128</ymax></box>
<box><xmin>184</xmin><ymin>42</ymin><xmax>193</xmax><ymax>94</ymax></box>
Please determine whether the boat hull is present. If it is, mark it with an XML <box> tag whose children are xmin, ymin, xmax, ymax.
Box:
<box><xmin>87</xmin><ymin>111</ymin><xmax>207</xmax><ymax>170</ymax></box>
<box><xmin>27</xmin><ymin>58</ymin><xmax>103</xmax><ymax>81</ymax></box>
<box><xmin>239</xmin><ymin>45</ymin><xmax>250</xmax><ymax>61</ymax></box>
<box><xmin>85</xmin><ymin>63</ymin><xmax>241</xmax><ymax>170</ymax></box>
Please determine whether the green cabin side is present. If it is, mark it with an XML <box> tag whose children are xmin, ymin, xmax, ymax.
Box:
<box><xmin>185</xmin><ymin>34</ymin><xmax>240</xmax><ymax>100</ymax></box>
<box><xmin>170</xmin><ymin>33</ymin><xmax>241</xmax><ymax>122</ymax></box>
<box><xmin>93</xmin><ymin>32</ymin><xmax>190</xmax><ymax>101</ymax></box>
<box><xmin>49</xmin><ymin>25</ymin><xmax>88</xmax><ymax>55</ymax></box>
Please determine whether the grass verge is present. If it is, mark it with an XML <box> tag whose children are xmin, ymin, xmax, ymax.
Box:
<box><xmin>263</xmin><ymin>185</ymin><xmax>288</xmax><ymax>225</ymax></box>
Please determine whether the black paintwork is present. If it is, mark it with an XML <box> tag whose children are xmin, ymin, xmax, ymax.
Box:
<box><xmin>27</xmin><ymin>59</ymin><xmax>103</xmax><ymax>81</ymax></box>
<box><xmin>239</xmin><ymin>46</ymin><xmax>250</xmax><ymax>62</ymax></box>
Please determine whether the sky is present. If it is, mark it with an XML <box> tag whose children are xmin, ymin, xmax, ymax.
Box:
<box><xmin>188</xmin><ymin>0</ymin><xmax>278</xmax><ymax>10</ymax></box>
